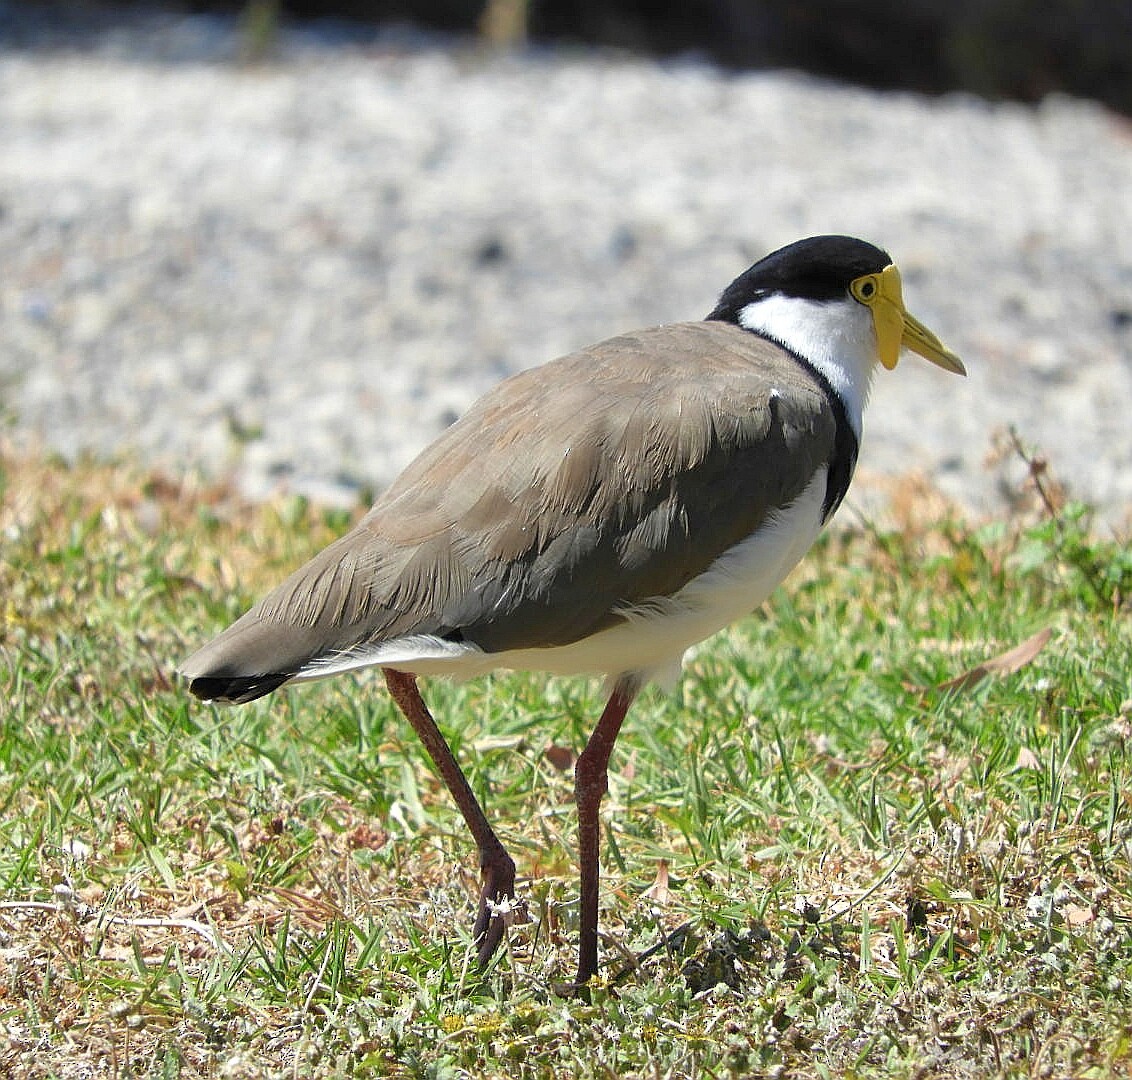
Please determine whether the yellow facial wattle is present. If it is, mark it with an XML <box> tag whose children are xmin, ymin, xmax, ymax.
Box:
<box><xmin>850</xmin><ymin>264</ymin><xmax>966</xmax><ymax>375</ymax></box>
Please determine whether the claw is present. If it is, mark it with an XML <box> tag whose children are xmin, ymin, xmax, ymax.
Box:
<box><xmin>472</xmin><ymin>845</ymin><xmax>517</xmax><ymax>966</ymax></box>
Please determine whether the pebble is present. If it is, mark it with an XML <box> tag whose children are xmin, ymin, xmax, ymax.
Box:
<box><xmin>1</xmin><ymin>10</ymin><xmax>1130</xmax><ymax>527</ymax></box>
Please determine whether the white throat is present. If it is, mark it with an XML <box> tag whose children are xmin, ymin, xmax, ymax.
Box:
<box><xmin>737</xmin><ymin>295</ymin><xmax>879</xmax><ymax>440</ymax></box>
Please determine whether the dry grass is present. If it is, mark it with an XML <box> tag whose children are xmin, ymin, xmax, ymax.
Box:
<box><xmin>1</xmin><ymin>444</ymin><xmax>1130</xmax><ymax>1078</ymax></box>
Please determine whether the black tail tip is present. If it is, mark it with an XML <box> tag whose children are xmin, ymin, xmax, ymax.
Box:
<box><xmin>186</xmin><ymin>672</ymin><xmax>292</xmax><ymax>705</ymax></box>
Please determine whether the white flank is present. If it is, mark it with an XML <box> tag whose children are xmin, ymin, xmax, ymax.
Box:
<box><xmin>738</xmin><ymin>295</ymin><xmax>878</xmax><ymax>439</ymax></box>
<box><xmin>297</xmin><ymin>469</ymin><xmax>829</xmax><ymax>690</ymax></box>
<box><xmin>294</xmin><ymin>634</ymin><xmax>485</xmax><ymax>682</ymax></box>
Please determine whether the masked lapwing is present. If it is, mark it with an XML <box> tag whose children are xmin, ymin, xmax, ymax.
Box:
<box><xmin>181</xmin><ymin>234</ymin><xmax>965</xmax><ymax>986</ymax></box>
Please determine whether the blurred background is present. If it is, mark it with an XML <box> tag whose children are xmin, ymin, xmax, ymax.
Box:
<box><xmin>2</xmin><ymin>1</ymin><xmax>1130</xmax><ymax>524</ymax></box>
<box><xmin>9</xmin><ymin>0</ymin><xmax>1132</xmax><ymax>112</ymax></box>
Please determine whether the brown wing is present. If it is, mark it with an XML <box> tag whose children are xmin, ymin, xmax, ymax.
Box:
<box><xmin>181</xmin><ymin>321</ymin><xmax>837</xmax><ymax>696</ymax></box>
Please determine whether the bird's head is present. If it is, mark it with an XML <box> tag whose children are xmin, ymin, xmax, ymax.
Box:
<box><xmin>709</xmin><ymin>234</ymin><xmax>965</xmax><ymax>377</ymax></box>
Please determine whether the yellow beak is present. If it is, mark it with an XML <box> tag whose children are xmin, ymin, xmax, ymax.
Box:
<box><xmin>861</xmin><ymin>264</ymin><xmax>966</xmax><ymax>375</ymax></box>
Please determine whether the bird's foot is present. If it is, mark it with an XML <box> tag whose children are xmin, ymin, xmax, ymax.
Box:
<box><xmin>472</xmin><ymin>846</ymin><xmax>520</xmax><ymax>967</ymax></box>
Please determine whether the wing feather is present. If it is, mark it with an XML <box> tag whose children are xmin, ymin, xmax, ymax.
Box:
<box><xmin>181</xmin><ymin>321</ymin><xmax>838</xmax><ymax>690</ymax></box>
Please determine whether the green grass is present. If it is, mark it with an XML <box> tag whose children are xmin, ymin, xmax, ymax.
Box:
<box><xmin>1</xmin><ymin>450</ymin><xmax>1130</xmax><ymax>1078</ymax></box>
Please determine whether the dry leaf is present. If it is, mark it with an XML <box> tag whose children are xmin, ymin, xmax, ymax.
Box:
<box><xmin>1065</xmin><ymin>905</ymin><xmax>1094</xmax><ymax>927</ymax></box>
<box><xmin>544</xmin><ymin>744</ymin><xmax>574</xmax><ymax>772</ymax></box>
<box><xmin>936</xmin><ymin>627</ymin><xmax>1052</xmax><ymax>693</ymax></box>
<box><xmin>641</xmin><ymin>859</ymin><xmax>673</xmax><ymax>905</ymax></box>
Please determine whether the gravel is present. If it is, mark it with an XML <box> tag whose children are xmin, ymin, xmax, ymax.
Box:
<box><xmin>1</xmin><ymin>10</ymin><xmax>1130</xmax><ymax>525</ymax></box>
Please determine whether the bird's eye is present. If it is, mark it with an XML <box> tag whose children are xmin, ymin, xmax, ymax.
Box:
<box><xmin>850</xmin><ymin>275</ymin><xmax>880</xmax><ymax>304</ymax></box>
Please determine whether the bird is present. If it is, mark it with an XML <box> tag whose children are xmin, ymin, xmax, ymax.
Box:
<box><xmin>180</xmin><ymin>234</ymin><xmax>965</xmax><ymax>987</ymax></box>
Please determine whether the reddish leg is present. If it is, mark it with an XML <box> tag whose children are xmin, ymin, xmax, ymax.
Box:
<box><xmin>573</xmin><ymin>676</ymin><xmax>640</xmax><ymax>985</ymax></box>
<box><xmin>384</xmin><ymin>668</ymin><xmax>516</xmax><ymax>966</ymax></box>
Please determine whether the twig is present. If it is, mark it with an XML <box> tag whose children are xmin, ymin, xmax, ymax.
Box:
<box><xmin>1007</xmin><ymin>425</ymin><xmax>1061</xmax><ymax>522</ymax></box>
<box><xmin>1008</xmin><ymin>424</ymin><xmax>1107</xmax><ymax>603</ymax></box>
<box><xmin>103</xmin><ymin>915</ymin><xmax>230</xmax><ymax>952</ymax></box>
<box><xmin>0</xmin><ymin>900</ymin><xmax>229</xmax><ymax>952</ymax></box>
<box><xmin>0</xmin><ymin>901</ymin><xmax>68</xmax><ymax>914</ymax></box>
<box><xmin>301</xmin><ymin>933</ymin><xmax>335</xmax><ymax>1015</ymax></box>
